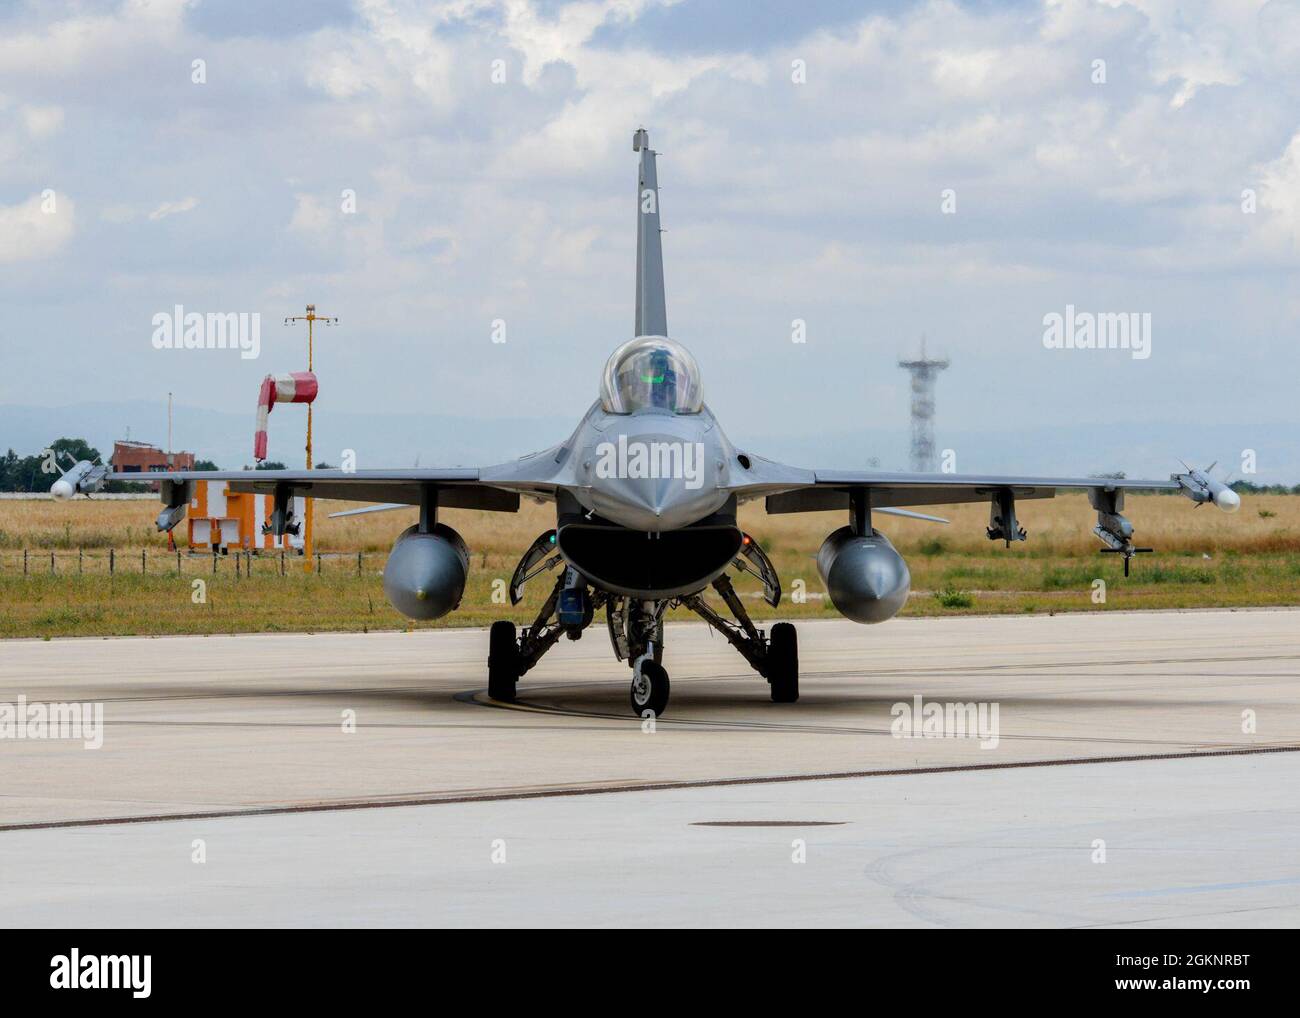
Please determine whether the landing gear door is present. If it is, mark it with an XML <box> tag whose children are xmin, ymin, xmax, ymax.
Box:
<box><xmin>737</xmin><ymin>535</ymin><xmax>782</xmax><ymax>608</ymax></box>
<box><xmin>509</xmin><ymin>529</ymin><xmax>560</xmax><ymax>605</ymax></box>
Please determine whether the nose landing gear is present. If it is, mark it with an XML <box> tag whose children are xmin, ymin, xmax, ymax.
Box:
<box><xmin>630</xmin><ymin>653</ymin><xmax>670</xmax><ymax>716</ymax></box>
<box><xmin>613</xmin><ymin>601</ymin><xmax>671</xmax><ymax>716</ymax></box>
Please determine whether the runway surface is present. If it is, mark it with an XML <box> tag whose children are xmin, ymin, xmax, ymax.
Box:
<box><xmin>1</xmin><ymin>608</ymin><xmax>1298</xmax><ymax>926</ymax></box>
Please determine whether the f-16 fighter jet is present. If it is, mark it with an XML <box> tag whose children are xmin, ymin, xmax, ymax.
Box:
<box><xmin>58</xmin><ymin>128</ymin><xmax>1241</xmax><ymax>716</ymax></box>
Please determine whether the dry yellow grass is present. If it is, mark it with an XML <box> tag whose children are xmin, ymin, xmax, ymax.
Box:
<box><xmin>4</xmin><ymin>491</ymin><xmax>1296</xmax><ymax>555</ymax></box>
<box><xmin>1</xmin><ymin>493</ymin><xmax>1297</xmax><ymax>638</ymax></box>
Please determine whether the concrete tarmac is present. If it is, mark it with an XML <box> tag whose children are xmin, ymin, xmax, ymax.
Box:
<box><xmin>1</xmin><ymin>608</ymin><xmax>1297</xmax><ymax>926</ymax></box>
<box><xmin>3</xmin><ymin>753</ymin><xmax>1296</xmax><ymax>927</ymax></box>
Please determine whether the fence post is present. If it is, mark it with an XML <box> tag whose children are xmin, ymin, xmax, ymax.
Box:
<box><xmin>280</xmin><ymin>549</ymin><xmax>285</xmax><ymax>576</ymax></box>
<box><xmin>23</xmin><ymin>549</ymin><xmax>28</xmax><ymax>576</ymax></box>
<box><xmin>176</xmin><ymin>550</ymin><xmax>182</xmax><ymax>574</ymax></box>
<box><xmin>357</xmin><ymin>551</ymin><xmax>362</xmax><ymax>575</ymax></box>
<box><xmin>50</xmin><ymin>551</ymin><xmax>55</xmax><ymax>574</ymax></box>
<box><xmin>213</xmin><ymin>551</ymin><xmax>218</xmax><ymax>575</ymax></box>
<box><xmin>142</xmin><ymin>549</ymin><xmax>146</xmax><ymax>575</ymax></box>
<box><xmin>316</xmin><ymin>553</ymin><xmax>321</xmax><ymax>574</ymax></box>
<box><xmin>109</xmin><ymin>548</ymin><xmax>115</xmax><ymax>575</ymax></box>
<box><xmin>79</xmin><ymin>548</ymin><xmax>83</xmax><ymax>574</ymax></box>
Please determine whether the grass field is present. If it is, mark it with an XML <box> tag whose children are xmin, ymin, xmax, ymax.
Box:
<box><xmin>1</xmin><ymin>493</ymin><xmax>1297</xmax><ymax>639</ymax></box>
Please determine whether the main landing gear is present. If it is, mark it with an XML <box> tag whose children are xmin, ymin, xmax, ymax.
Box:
<box><xmin>680</xmin><ymin>575</ymin><xmax>798</xmax><ymax>708</ymax></box>
<box><xmin>488</xmin><ymin>533</ymin><xmax>799</xmax><ymax>718</ymax></box>
<box><xmin>487</xmin><ymin>568</ymin><xmax>608</xmax><ymax>703</ymax></box>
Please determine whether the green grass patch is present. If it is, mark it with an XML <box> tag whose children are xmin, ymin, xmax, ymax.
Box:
<box><xmin>932</xmin><ymin>585</ymin><xmax>975</xmax><ymax>609</ymax></box>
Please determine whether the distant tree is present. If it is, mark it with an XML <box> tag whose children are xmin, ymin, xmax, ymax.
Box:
<box><xmin>313</xmin><ymin>461</ymin><xmax>333</xmax><ymax>469</ymax></box>
<box><xmin>49</xmin><ymin>437</ymin><xmax>102</xmax><ymax>465</ymax></box>
<box><xmin>0</xmin><ymin>449</ymin><xmax>19</xmax><ymax>491</ymax></box>
<box><xmin>255</xmin><ymin>461</ymin><xmax>287</xmax><ymax>470</ymax></box>
<box><xmin>104</xmin><ymin>479</ymin><xmax>151</xmax><ymax>493</ymax></box>
<box><xmin>1231</xmin><ymin>480</ymin><xmax>1297</xmax><ymax>495</ymax></box>
<box><xmin>194</xmin><ymin>459</ymin><xmax>220</xmax><ymax>471</ymax></box>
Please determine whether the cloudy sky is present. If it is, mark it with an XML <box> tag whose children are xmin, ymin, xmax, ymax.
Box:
<box><xmin>1</xmin><ymin>0</ymin><xmax>1298</xmax><ymax>479</ymax></box>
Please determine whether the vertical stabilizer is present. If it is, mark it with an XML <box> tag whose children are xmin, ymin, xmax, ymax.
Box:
<box><xmin>633</xmin><ymin>127</ymin><xmax>667</xmax><ymax>337</ymax></box>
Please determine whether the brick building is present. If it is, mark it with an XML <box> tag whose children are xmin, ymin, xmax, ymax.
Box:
<box><xmin>111</xmin><ymin>440</ymin><xmax>195</xmax><ymax>477</ymax></box>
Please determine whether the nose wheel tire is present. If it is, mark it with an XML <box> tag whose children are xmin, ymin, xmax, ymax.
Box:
<box><xmin>630</xmin><ymin>659</ymin><xmax>670</xmax><ymax>717</ymax></box>
<box><xmin>488</xmin><ymin>620</ymin><xmax>521</xmax><ymax>702</ymax></box>
<box><xmin>767</xmin><ymin>622</ymin><xmax>799</xmax><ymax>703</ymax></box>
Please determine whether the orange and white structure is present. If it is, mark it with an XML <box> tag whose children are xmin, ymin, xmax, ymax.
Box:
<box><xmin>187</xmin><ymin>481</ymin><xmax>305</xmax><ymax>554</ymax></box>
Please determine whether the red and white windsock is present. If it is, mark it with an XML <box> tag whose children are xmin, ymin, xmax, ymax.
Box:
<box><xmin>254</xmin><ymin>371</ymin><xmax>318</xmax><ymax>462</ymax></box>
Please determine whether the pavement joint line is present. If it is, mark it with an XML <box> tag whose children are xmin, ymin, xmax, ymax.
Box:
<box><xmin>1</xmin><ymin>742</ymin><xmax>1296</xmax><ymax>835</ymax></box>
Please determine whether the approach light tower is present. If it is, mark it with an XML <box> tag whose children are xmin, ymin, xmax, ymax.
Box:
<box><xmin>898</xmin><ymin>337</ymin><xmax>949</xmax><ymax>473</ymax></box>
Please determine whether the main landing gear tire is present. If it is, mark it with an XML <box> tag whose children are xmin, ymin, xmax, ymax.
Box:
<box><xmin>630</xmin><ymin>659</ymin><xmax>670</xmax><ymax>717</ymax></box>
<box><xmin>767</xmin><ymin>622</ymin><xmax>799</xmax><ymax>703</ymax></box>
<box><xmin>488</xmin><ymin>620</ymin><xmax>520</xmax><ymax>702</ymax></box>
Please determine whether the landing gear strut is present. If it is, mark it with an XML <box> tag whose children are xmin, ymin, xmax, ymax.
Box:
<box><xmin>614</xmin><ymin>600</ymin><xmax>670</xmax><ymax>716</ymax></box>
<box><xmin>493</xmin><ymin>533</ymin><xmax>799</xmax><ymax>717</ymax></box>
<box><xmin>487</xmin><ymin>571</ymin><xmax>604</xmax><ymax>702</ymax></box>
<box><xmin>680</xmin><ymin>575</ymin><xmax>799</xmax><ymax>705</ymax></box>
<box><xmin>604</xmin><ymin>574</ymin><xmax>800</xmax><ymax>717</ymax></box>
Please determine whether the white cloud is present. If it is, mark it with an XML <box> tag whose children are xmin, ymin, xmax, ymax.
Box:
<box><xmin>0</xmin><ymin>193</ymin><xmax>75</xmax><ymax>264</ymax></box>
<box><xmin>147</xmin><ymin>197</ymin><xmax>200</xmax><ymax>221</ymax></box>
<box><xmin>288</xmin><ymin>193</ymin><xmax>333</xmax><ymax>234</ymax></box>
<box><xmin>22</xmin><ymin>104</ymin><xmax>64</xmax><ymax>137</ymax></box>
<box><xmin>1</xmin><ymin>0</ymin><xmax>1298</xmax><ymax>458</ymax></box>
<box><xmin>1254</xmin><ymin>130</ymin><xmax>1300</xmax><ymax>254</ymax></box>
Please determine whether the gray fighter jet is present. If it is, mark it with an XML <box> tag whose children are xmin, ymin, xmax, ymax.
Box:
<box><xmin>59</xmin><ymin>128</ymin><xmax>1242</xmax><ymax>716</ymax></box>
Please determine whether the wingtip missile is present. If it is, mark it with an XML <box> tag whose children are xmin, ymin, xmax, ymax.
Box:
<box><xmin>1174</xmin><ymin>464</ymin><xmax>1241</xmax><ymax>514</ymax></box>
<box><xmin>49</xmin><ymin>460</ymin><xmax>108</xmax><ymax>500</ymax></box>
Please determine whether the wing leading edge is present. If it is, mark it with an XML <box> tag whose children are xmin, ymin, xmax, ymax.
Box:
<box><xmin>103</xmin><ymin>467</ymin><xmax>553</xmax><ymax>514</ymax></box>
<box><xmin>761</xmin><ymin>470</ymin><xmax>1182</xmax><ymax>513</ymax></box>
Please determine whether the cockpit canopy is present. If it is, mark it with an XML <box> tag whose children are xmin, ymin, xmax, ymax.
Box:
<box><xmin>600</xmin><ymin>336</ymin><xmax>703</xmax><ymax>415</ymax></box>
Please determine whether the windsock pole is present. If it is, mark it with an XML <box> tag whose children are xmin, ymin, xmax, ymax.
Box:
<box><xmin>284</xmin><ymin>304</ymin><xmax>338</xmax><ymax>572</ymax></box>
<box><xmin>306</xmin><ymin>312</ymin><xmax>313</xmax><ymax>573</ymax></box>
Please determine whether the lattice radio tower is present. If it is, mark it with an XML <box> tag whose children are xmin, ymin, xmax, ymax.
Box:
<box><xmin>898</xmin><ymin>337</ymin><xmax>949</xmax><ymax>473</ymax></box>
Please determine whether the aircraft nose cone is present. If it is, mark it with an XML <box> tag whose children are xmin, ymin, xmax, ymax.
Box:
<box><xmin>583</xmin><ymin>423</ymin><xmax>727</xmax><ymax>531</ymax></box>
<box><xmin>601</xmin><ymin>476</ymin><xmax>676</xmax><ymax>531</ymax></box>
<box><xmin>51</xmin><ymin>479</ymin><xmax>73</xmax><ymax>501</ymax></box>
<box><xmin>635</xmin><ymin>476</ymin><xmax>676</xmax><ymax>517</ymax></box>
<box><xmin>588</xmin><ymin>473</ymin><xmax>728</xmax><ymax>532</ymax></box>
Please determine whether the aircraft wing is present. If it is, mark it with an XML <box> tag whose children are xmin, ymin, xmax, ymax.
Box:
<box><xmin>751</xmin><ymin>467</ymin><xmax>1183</xmax><ymax>513</ymax></box>
<box><xmin>726</xmin><ymin>456</ymin><xmax>1239</xmax><ymax>570</ymax></box>
<box><xmin>105</xmin><ymin>466</ymin><xmax>560</xmax><ymax>513</ymax></box>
